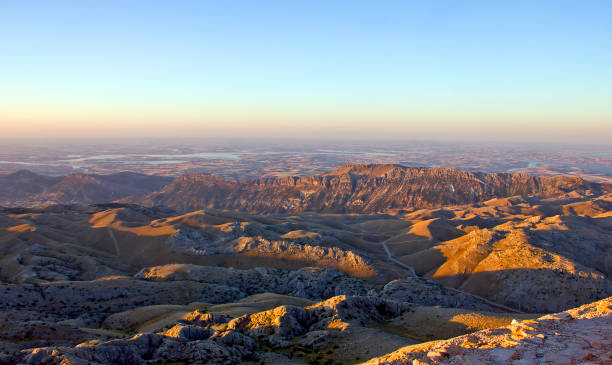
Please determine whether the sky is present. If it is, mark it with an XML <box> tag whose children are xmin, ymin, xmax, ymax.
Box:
<box><xmin>1</xmin><ymin>0</ymin><xmax>611</xmax><ymax>142</ymax></box>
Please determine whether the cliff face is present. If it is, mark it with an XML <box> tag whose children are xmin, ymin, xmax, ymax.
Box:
<box><xmin>135</xmin><ymin>164</ymin><xmax>603</xmax><ymax>213</ymax></box>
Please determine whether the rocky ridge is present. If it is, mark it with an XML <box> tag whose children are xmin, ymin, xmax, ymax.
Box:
<box><xmin>128</xmin><ymin>164</ymin><xmax>609</xmax><ymax>213</ymax></box>
<box><xmin>137</xmin><ymin>264</ymin><xmax>501</xmax><ymax>311</ymax></box>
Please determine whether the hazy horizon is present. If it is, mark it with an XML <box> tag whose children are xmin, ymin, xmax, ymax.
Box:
<box><xmin>1</xmin><ymin>1</ymin><xmax>611</xmax><ymax>143</ymax></box>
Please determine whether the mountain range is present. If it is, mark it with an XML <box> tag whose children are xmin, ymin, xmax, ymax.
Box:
<box><xmin>0</xmin><ymin>164</ymin><xmax>610</xmax><ymax>364</ymax></box>
<box><xmin>2</xmin><ymin>164</ymin><xmax>609</xmax><ymax>213</ymax></box>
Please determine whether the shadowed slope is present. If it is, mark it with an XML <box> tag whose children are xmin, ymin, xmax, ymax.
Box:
<box><xmin>0</xmin><ymin>170</ymin><xmax>172</xmax><ymax>206</ymax></box>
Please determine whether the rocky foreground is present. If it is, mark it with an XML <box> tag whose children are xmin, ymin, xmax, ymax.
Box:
<box><xmin>363</xmin><ymin>296</ymin><xmax>612</xmax><ymax>365</ymax></box>
<box><xmin>4</xmin><ymin>295</ymin><xmax>610</xmax><ymax>365</ymax></box>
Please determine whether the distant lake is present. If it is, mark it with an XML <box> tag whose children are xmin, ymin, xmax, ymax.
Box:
<box><xmin>507</xmin><ymin>160</ymin><xmax>612</xmax><ymax>174</ymax></box>
<box><xmin>0</xmin><ymin>160</ymin><xmax>64</xmax><ymax>167</ymax></box>
<box><xmin>3</xmin><ymin>149</ymin><xmax>400</xmax><ymax>168</ymax></box>
<box><xmin>60</xmin><ymin>152</ymin><xmax>241</xmax><ymax>162</ymax></box>
<box><xmin>121</xmin><ymin>160</ymin><xmax>186</xmax><ymax>165</ymax></box>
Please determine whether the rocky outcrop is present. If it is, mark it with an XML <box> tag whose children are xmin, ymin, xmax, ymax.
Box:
<box><xmin>129</xmin><ymin>164</ymin><xmax>607</xmax><ymax>213</ymax></box>
<box><xmin>180</xmin><ymin>311</ymin><xmax>230</xmax><ymax>327</ymax></box>
<box><xmin>136</xmin><ymin>264</ymin><xmax>375</xmax><ymax>300</ymax></box>
<box><xmin>136</xmin><ymin>264</ymin><xmax>503</xmax><ymax>311</ymax></box>
<box><xmin>2</xmin><ymin>295</ymin><xmax>414</xmax><ymax>364</ymax></box>
<box><xmin>231</xmin><ymin>236</ymin><xmax>377</xmax><ymax>277</ymax></box>
<box><xmin>0</xmin><ymin>278</ymin><xmax>244</xmax><ymax>327</ymax></box>
<box><xmin>7</xmin><ymin>331</ymin><xmax>259</xmax><ymax>365</ymax></box>
<box><xmin>380</xmin><ymin>278</ymin><xmax>501</xmax><ymax>312</ymax></box>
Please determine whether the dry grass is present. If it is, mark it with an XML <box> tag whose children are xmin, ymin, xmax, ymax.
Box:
<box><xmin>387</xmin><ymin>306</ymin><xmax>539</xmax><ymax>341</ymax></box>
<box><xmin>209</xmin><ymin>293</ymin><xmax>314</xmax><ymax>317</ymax></box>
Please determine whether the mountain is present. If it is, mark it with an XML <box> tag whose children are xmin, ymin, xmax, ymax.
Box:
<box><xmin>38</xmin><ymin>172</ymin><xmax>173</xmax><ymax>204</ymax></box>
<box><xmin>0</xmin><ymin>170</ymin><xmax>63</xmax><ymax>203</ymax></box>
<box><xmin>0</xmin><ymin>170</ymin><xmax>173</xmax><ymax>206</ymax></box>
<box><xmin>127</xmin><ymin>164</ymin><xmax>610</xmax><ymax>213</ymax></box>
<box><xmin>3</xmin><ymin>165</ymin><xmax>608</xmax><ymax>212</ymax></box>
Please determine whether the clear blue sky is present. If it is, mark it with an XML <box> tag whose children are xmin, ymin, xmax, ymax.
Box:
<box><xmin>1</xmin><ymin>0</ymin><xmax>611</xmax><ymax>142</ymax></box>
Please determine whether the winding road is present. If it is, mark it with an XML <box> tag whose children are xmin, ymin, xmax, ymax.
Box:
<box><xmin>379</xmin><ymin>237</ymin><xmax>524</xmax><ymax>314</ymax></box>
<box><xmin>107</xmin><ymin>227</ymin><xmax>121</xmax><ymax>256</ymax></box>
<box><xmin>381</xmin><ymin>238</ymin><xmax>417</xmax><ymax>277</ymax></box>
